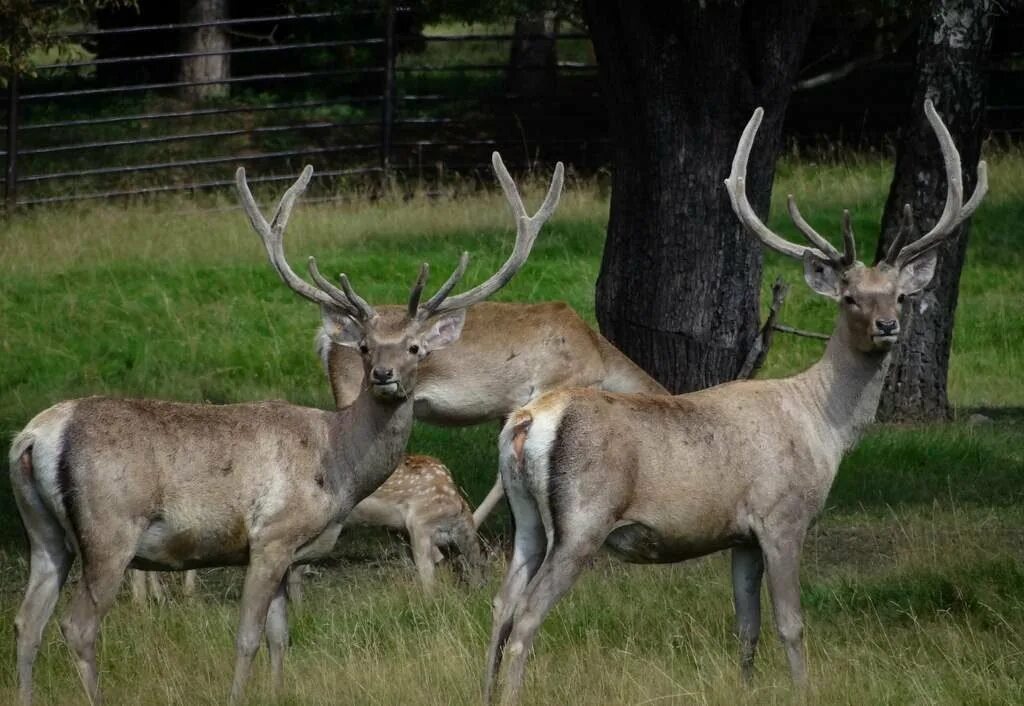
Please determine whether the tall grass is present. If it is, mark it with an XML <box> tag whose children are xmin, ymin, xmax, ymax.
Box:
<box><xmin>0</xmin><ymin>151</ymin><xmax>1021</xmax><ymax>704</ymax></box>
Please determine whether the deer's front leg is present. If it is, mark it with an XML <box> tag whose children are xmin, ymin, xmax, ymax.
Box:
<box><xmin>265</xmin><ymin>569</ymin><xmax>290</xmax><ymax>695</ymax></box>
<box><xmin>731</xmin><ymin>544</ymin><xmax>764</xmax><ymax>682</ymax></box>
<box><xmin>229</xmin><ymin>546</ymin><xmax>294</xmax><ymax>703</ymax></box>
<box><xmin>760</xmin><ymin>533</ymin><xmax>807</xmax><ymax>687</ymax></box>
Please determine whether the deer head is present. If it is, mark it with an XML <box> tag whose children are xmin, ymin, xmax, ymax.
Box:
<box><xmin>236</xmin><ymin>154</ymin><xmax>564</xmax><ymax>400</ymax></box>
<box><xmin>725</xmin><ymin>100</ymin><xmax>987</xmax><ymax>354</ymax></box>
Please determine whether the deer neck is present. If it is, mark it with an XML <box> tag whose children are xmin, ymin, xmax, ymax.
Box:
<box><xmin>795</xmin><ymin>324</ymin><xmax>891</xmax><ymax>454</ymax></box>
<box><xmin>330</xmin><ymin>386</ymin><xmax>415</xmax><ymax>502</ymax></box>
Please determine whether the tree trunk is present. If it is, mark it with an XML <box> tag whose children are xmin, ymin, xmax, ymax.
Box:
<box><xmin>179</xmin><ymin>0</ymin><xmax>230</xmax><ymax>101</ymax></box>
<box><xmin>583</xmin><ymin>1</ymin><xmax>817</xmax><ymax>393</ymax></box>
<box><xmin>873</xmin><ymin>0</ymin><xmax>995</xmax><ymax>422</ymax></box>
<box><xmin>508</xmin><ymin>14</ymin><xmax>557</xmax><ymax>98</ymax></box>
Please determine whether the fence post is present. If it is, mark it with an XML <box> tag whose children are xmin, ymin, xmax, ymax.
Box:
<box><xmin>4</xmin><ymin>71</ymin><xmax>18</xmax><ymax>214</ymax></box>
<box><xmin>380</xmin><ymin>0</ymin><xmax>396</xmax><ymax>182</ymax></box>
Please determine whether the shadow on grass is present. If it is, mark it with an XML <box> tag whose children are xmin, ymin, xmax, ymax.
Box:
<box><xmin>829</xmin><ymin>418</ymin><xmax>1024</xmax><ymax>512</ymax></box>
<box><xmin>804</xmin><ymin>557</ymin><xmax>1024</xmax><ymax>627</ymax></box>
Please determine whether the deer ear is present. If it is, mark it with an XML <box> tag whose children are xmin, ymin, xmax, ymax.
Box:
<box><xmin>899</xmin><ymin>250</ymin><xmax>938</xmax><ymax>295</ymax></box>
<box><xmin>422</xmin><ymin>310</ymin><xmax>466</xmax><ymax>351</ymax></box>
<box><xmin>802</xmin><ymin>252</ymin><xmax>842</xmax><ymax>300</ymax></box>
<box><xmin>321</xmin><ymin>306</ymin><xmax>364</xmax><ymax>347</ymax></box>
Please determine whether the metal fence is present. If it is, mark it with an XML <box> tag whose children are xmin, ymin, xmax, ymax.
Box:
<box><xmin>1</xmin><ymin>5</ymin><xmax>603</xmax><ymax>211</ymax></box>
<box><xmin>2</xmin><ymin>6</ymin><xmax>1021</xmax><ymax>215</ymax></box>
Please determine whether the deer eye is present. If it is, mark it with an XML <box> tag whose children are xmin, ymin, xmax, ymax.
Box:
<box><xmin>408</xmin><ymin>344</ymin><xmax>420</xmax><ymax>355</ymax></box>
<box><xmin>897</xmin><ymin>293</ymin><xmax>906</xmax><ymax>303</ymax></box>
<box><xmin>358</xmin><ymin>343</ymin><xmax>369</xmax><ymax>355</ymax></box>
<box><xmin>843</xmin><ymin>295</ymin><xmax>857</xmax><ymax>306</ymax></box>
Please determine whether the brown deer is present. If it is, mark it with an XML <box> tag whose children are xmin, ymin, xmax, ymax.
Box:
<box><xmin>483</xmin><ymin>101</ymin><xmax>987</xmax><ymax>705</ymax></box>
<box><xmin>9</xmin><ymin>152</ymin><xmax>562</xmax><ymax>705</ymax></box>
<box><xmin>310</xmin><ymin>189</ymin><xmax>669</xmax><ymax>526</ymax></box>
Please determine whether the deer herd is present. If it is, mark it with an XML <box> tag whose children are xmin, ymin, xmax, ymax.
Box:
<box><xmin>8</xmin><ymin>101</ymin><xmax>986</xmax><ymax>705</ymax></box>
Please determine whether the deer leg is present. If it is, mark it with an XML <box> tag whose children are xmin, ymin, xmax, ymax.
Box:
<box><xmin>15</xmin><ymin>518</ymin><xmax>72</xmax><ymax>706</ymax></box>
<box><xmin>473</xmin><ymin>476</ymin><xmax>506</xmax><ymax>529</ymax></box>
<box><xmin>229</xmin><ymin>547</ymin><xmax>294</xmax><ymax>703</ymax></box>
<box><xmin>408</xmin><ymin>522</ymin><xmax>438</xmax><ymax>593</ymax></box>
<box><xmin>129</xmin><ymin>570</ymin><xmax>146</xmax><ymax>604</ymax></box>
<box><xmin>761</xmin><ymin>535</ymin><xmax>807</xmax><ymax>687</ymax></box>
<box><xmin>60</xmin><ymin>536</ymin><xmax>139</xmax><ymax>705</ymax></box>
<box><xmin>146</xmin><ymin>571</ymin><xmax>166</xmax><ymax>604</ymax></box>
<box><xmin>499</xmin><ymin>538</ymin><xmax>599</xmax><ymax>706</ymax></box>
<box><xmin>731</xmin><ymin>544</ymin><xmax>765</xmax><ymax>682</ymax></box>
<box><xmin>265</xmin><ymin>569</ymin><xmax>290</xmax><ymax>695</ymax></box>
<box><xmin>453</xmin><ymin>515</ymin><xmax>487</xmax><ymax>588</ymax></box>
<box><xmin>287</xmin><ymin>565</ymin><xmax>305</xmax><ymax>605</ymax></box>
<box><xmin>484</xmin><ymin>491</ymin><xmax>545</xmax><ymax>705</ymax></box>
<box><xmin>183</xmin><ymin>570</ymin><xmax>197</xmax><ymax>598</ymax></box>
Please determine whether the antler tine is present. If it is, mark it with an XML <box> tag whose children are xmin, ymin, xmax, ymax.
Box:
<box><xmin>840</xmin><ymin>209</ymin><xmax>857</xmax><ymax>266</ymax></box>
<box><xmin>423</xmin><ymin>155</ymin><xmax>564</xmax><ymax>317</ymax></box>
<box><xmin>491</xmin><ymin>151</ymin><xmax>529</xmax><ymax>221</ymax></box>
<box><xmin>419</xmin><ymin>252</ymin><xmax>470</xmax><ymax>317</ymax></box>
<box><xmin>407</xmin><ymin>263</ymin><xmax>430</xmax><ymax>318</ymax></box>
<box><xmin>306</xmin><ymin>257</ymin><xmax>362</xmax><ymax>318</ymax></box>
<box><xmin>883</xmin><ymin>204</ymin><xmax>915</xmax><ymax>266</ymax></box>
<box><xmin>786</xmin><ymin>195</ymin><xmax>844</xmax><ymax>263</ymax></box>
<box><xmin>724</xmin><ymin>108</ymin><xmax>829</xmax><ymax>262</ymax></box>
<box><xmin>235</xmin><ymin>165</ymin><xmax>336</xmax><ymax>307</ymax></box>
<box><xmin>338</xmin><ymin>273</ymin><xmax>377</xmax><ymax>320</ymax></box>
<box><xmin>894</xmin><ymin>100</ymin><xmax>989</xmax><ymax>267</ymax></box>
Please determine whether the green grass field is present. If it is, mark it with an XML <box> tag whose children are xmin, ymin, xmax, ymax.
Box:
<box><xmin>0</xmin><ymin>151</ymin><xmax>1022</xmax><ymax>705</ymax></box>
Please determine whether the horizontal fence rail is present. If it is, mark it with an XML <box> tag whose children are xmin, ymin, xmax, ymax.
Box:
<box><xmin>2</xmin><ymin>4</ymin><xmax>604</xmax><ymax>211</ymax></box>
<box><xmin>1</xmin><ymin>5</ymin><xmax>1021</xmax><ymax>214</ymax></box>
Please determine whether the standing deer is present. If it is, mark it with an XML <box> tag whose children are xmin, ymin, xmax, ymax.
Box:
<box><xmin>313</xmin><ymin>235</ymin><xmax>669</xmax><ymax>528</ymax></box>
<box><xmin>483</xmin><ymin>101</ymin><xmax>987</xmax><ymax>705</ymax></box>
<box><xmin>9</xmin><ymin>152</ymin><xmax>562</xmax><ymax>706</ymax></box>
<box><xmin>131</xmin><ymin>453</ymin><xmax>486</xmax><ymax>603</ymax></box>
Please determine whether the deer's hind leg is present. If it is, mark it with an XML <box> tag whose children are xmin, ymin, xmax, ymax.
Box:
<box><xmin>13</xmin><ymin>486</ymin><xmax>73</xmax><ymax>706</ymax></box>
<box><xmin>498</xmin><ymin>525</ymin><xmax>607</xmax><ymax>706</ymax></box>
<box><xmin>484</xmin><ymin>485</ymin><xmax>545</xmax><ymax>705</ymax></box>
<box><xmin>60</xmin><ymin>524</ymin><xmax>143</xmax><ymax>705</ymax></box>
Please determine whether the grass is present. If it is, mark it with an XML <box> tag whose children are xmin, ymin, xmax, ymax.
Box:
<box><xmin>0</xmin><ymin>150</ymin><xmax>1022</xmax><ymax>704</ymax></box>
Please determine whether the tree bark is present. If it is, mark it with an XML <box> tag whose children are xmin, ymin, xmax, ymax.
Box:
<box><xmin>179</xmin><ymin>0</ymin><xmax>230</xmax><ymax>101</ymax></box>
<box><xmin>583</xmin><ymin>1</ymin><xmax>817</xmax><ymax>393</ymax></box>
<box><xmin>873</xmin><ymin>0</ymin><xmax>995</xmax><ymax>422</ymax></box>
<box><xmin>508</xmin><ymin>13</ymin><xmax>557</xmax><ymax>98</ymax></box>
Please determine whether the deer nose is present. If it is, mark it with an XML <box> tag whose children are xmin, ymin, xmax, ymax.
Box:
<box><xmin>371</xmin><ymin>367</ymin><xmax>394</xmax><ymax>383</ymax></box>
<box><xmin>875</xmin><ymin>319</ymin><xmax>899</xmax><ymax>335</ymax></box>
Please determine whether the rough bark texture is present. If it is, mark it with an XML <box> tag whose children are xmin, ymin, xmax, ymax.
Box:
<box><xmin>584</xmin><ymin>1</ymin><xmax>817</xmax><ymax>393</ymax></box>
<box><xmin>179</xmin><ymin>0</ymin><xmax>230</xmax><ymax>100</ymax></box>
<box><xmin>873</xmin><ymin>0</ymin><xmax>995</xmax><ymax>422</ymax></box>
<box><xmin>508</xmin><ymin>14</ymin><xmax>557</xmax><ymax>98</ymax></box>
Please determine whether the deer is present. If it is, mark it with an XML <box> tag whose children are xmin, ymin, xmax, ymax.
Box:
<box><xmin>310</xmin><ymin>212</ymin><xmax>669</xmax><ymax>530</ymax></box>
<box><xmin>9</xmin><ymin>151</ymin><xmax>563</xmax><ymax>706</ymax></box>
<box><xmin>130</xmin><ymin>453</ymin><xmax>485</xmax><ymax>602</ymax></box>
<box><xmin>482</xmin><ymin>100</ymin><xmax>987</xmax><ymax>705</ymax></box>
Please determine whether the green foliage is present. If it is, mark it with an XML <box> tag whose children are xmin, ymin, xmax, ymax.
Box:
<box><xmin>0</xmin><ymin>0</ymin><xmax>135</xmax><ymax>79</ymax></box>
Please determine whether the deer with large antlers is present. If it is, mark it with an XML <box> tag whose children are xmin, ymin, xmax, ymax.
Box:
<box><xmin>483</xmin><ymin>101</ymin><xmax>987</xmax><ymax>705</ymax></box>
<box><xmin>9</xmin><ymin>153</ymin><xmax>561</xmax><ymax>706</ymax></box>
<box><xmin>299</xmin><ymin>166</ymin><xmax>668</xmax><ymax>528</ymax></box>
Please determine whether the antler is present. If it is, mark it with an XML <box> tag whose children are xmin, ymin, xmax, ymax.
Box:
<box><xmin>885</xmin><ymin>99</ymin><xmax>988</xmax><ymax>268</ymax></box>
<box><xmin>725</xmin><ymin>108</ymin><xmax>857</xmax><ymax>268</ymax></box>
<box><xmin>235</xmin><ymin>165</ymin><xmax>376</xmax><ymax>320</ymax></box>
<box><xmin>415</xmin><ymin>152</ymin><xmax>564</xmax><ymax>319</ymax></box>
